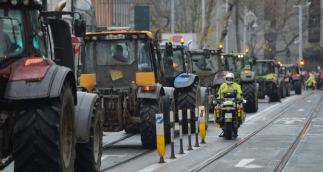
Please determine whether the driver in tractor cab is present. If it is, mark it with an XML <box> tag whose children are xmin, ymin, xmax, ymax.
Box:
<box><xmin>112</xmin><ymin>45</ymin><xmax>129</xmax><ymax>63</ymax></box>
<box><xmin>0</xmin><ymin>18</ymin><xmax>11</xmax><ymax>54</ymax></box>
<box><xmin>217</xmin><ymin>72</ymin><xmax>244</xmax><ymax>137</ymax></box>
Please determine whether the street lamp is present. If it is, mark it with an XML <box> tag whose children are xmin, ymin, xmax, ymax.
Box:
<box><xmin>243</xmin><ymin>9</ymin><xmax>258</xmax><ymax>53</ymax></box>
<box><xmin>293</xmin><ymin>1</ymin><xmax>311</xmax><ymax>62</ymax></box>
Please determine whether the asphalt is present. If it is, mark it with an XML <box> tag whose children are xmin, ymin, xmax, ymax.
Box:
<box><xmin>3</xmin><ymin>90</ymin><xmax>322</xmax><ymax>172</ymax></box>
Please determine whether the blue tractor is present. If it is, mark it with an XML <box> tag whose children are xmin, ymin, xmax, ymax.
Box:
<box><xmin>158</xmin><ymin>41</ymin><xmax>209</xmax><ymax>132</ymax></box>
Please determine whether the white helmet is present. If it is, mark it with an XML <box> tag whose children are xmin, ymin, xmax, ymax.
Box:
<box><xmin>225</xmin><ymin>73</ymin><xmax>235</xmax><ymax>84</ymax></box>
<box><xmin>309</xmin><ymin>73</ymin><xmax>313</xmax><ymax>76</ymax></box>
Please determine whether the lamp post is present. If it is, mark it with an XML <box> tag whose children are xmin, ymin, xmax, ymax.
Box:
<box><xmin>293</xmin><ymin>2</ymin><xmax>311</xmax><ymax>62</ymax></box>
<box><xmin>243</xmin><ymin>9</ymin><xmax>258</xmax><ymax>53</ymax></box>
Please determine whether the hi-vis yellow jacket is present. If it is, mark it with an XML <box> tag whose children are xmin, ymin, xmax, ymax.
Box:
<box><xmin>217</xmin><ymin>82</ymin><xmax>243</xmax><ymax>99</ymax></box>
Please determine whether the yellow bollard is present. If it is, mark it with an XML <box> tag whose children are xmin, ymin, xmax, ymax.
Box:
<box><xmin>156</xmin><ymin>113</ymin><xmax>165</xmax><ymax>163</ymax></box>
<box><xmin>199</xmin><ymin>106</ymin><xmax>206</xmax><ymax>144</ymax></box>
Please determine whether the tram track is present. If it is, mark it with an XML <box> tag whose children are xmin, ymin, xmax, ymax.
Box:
<box><xmin>191</xmin><ymin>92</ymin><xmax>316</xmax><ymax>172</ymax></box>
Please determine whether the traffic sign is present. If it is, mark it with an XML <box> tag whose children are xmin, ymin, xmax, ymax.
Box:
<box><xmin>173</xmin><ymin>35</ymin><xmax>183</xmax><ymax>43</ymax></box>
<box><xmin>72</xmin><ymin>36</ymin><xmax>80</xmax><ymax>55</ymax></box>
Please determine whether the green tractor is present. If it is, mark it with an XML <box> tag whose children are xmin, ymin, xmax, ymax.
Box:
<box><xmin>250</xmin><ymin>59</ymin><xmax>284</xmax><ymax>102</ymax></box>
<box><xmin>188</xmin><ymin>49</ymin><xmax>222</xmax><ymax>113</ymax></box>
<box><xmin>220</xmin><ymin>52</ymin><xmax>259</xmax><ymax>113</ymax></box>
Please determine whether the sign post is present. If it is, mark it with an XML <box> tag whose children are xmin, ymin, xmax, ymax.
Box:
<box><xmin>156</xmin><ymin>113</ymin><xmax>165</xmax><ymax>163</ymax></box>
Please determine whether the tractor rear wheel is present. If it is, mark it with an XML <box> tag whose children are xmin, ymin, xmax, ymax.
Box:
<box><xmin>178</xmin><ymin>82</ymin><xmax>200</xmax><ymax>133</ymax></box>
<box><xmin>295</xmin><ymin>81</ymin><xmax>302</xmax><ymax>95</ymax></box>
<box><xmin>140</xmin><ymin>98</ymin><xmax>162</xmax><ymax>149</ymax></box>
<box><xmin>13</xmin><ymin>81</ymin><xmax>75</xmax><ymax>172</ymax></box>
<box><xmin>286</xmin><ymin>82</ymin><xmax>291</xmax><ymax>96</ymax></box>
<box><xmin>241</xmin><ymin>82</ymin><xmax>258</xmax><ymax>113</ymax></box>
<box><xmin>75</xmin><ymin>101</ymin><xmax>102</xmax><ymax>172</ymax></box>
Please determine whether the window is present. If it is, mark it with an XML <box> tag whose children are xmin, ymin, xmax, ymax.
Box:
<box><xmin>138</xmin><ymin>40</ymin><xmax>153</xmax><ymax>71</ymax></box>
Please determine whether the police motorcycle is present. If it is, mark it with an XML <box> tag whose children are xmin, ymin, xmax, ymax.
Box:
<box><xmin>214</xmin><ymin>90</ymin><xmax>246</xmax><ymax>140</ymax></box>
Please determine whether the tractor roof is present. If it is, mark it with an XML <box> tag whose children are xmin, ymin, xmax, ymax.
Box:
<box><xmin>159</xmin><ymin>43</ymin><xmax>189</xmax><ymax>49</ymax></box>
<box><xmin>222</xmin><ymin>53</ymin><xmax>246</xmax><ymax>56</ymax></box>
<box><xmin>86</xmin><ymin>31</ymin><xmax>153</xmax><ymax>39</ymax></box>
<box><xmin>281</xmin><ymin>64</ymin><xmax>296</xmax><ymax>67</ymax></box>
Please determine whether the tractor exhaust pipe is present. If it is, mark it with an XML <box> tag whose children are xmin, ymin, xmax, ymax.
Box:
<box><xmin>55</xmin><ymin>0</ymin><xmax>67</xmax><ymax>12</ymax></box>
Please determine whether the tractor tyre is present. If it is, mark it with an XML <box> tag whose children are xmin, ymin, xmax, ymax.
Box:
<box><xmin>162</xmin><ymin>94</ymin><xmax>171</xmax><ymax>144</ymax></box>
<box><xmin>241</xmin><ymin>82</ymin><xmax>258</xmax><ymax>113</ymax></box>
<box><xmin>75</xmin><ymin>101</ymin><xmax>102</xmax><ymax>172</ymax></box>
<box><xmin>269</xmin><ymin>84</ymin><xmax>281</xmax><ymax>102</ymax></box>
<box><xmin>13</xmin><ymin>81</ymin><xmax>76</xmax><ymax>172</ymax></box>
<box><xmin>295</xmin><ymin>81</ymin><xmax>302</xmax><ymax>95</ymax></box>
<box><xmin>178</xmin><ymin>82</ymin><xmax>200</xmax><ymax>133</ymax></box>
<box><xmin>140</xmin><ymin>98</ymin><xmax>162</xmax><ymax>149</ymax></box>
<box><xmin>280</xmin><ymin>82</ymin><xmax>286</xmax><ymax>98</ymax></box>
<box><xmin>286</xmin><ymin>82</ymin><xmax>291</xmax><ymax>96</ymax></box>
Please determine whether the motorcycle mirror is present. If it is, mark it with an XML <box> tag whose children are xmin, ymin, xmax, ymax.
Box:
<box><xmin>243</xmin><ymin>99</ymin><xmax>247</xmax><ymax>103</ymax></box>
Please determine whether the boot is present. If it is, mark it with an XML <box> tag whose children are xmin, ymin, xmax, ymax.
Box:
<box><xmin>219</xmin><ymin>131</ymin><xmax>225</xmax><ymax>137</ymax></box>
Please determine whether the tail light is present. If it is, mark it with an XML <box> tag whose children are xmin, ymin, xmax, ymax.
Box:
<box><xmin>25</xmin><ymin>58</ymin><xmax>44</xmax><ymax>66</ymax></box>
<box><xmin>181</xmin><ymin>74</ymin><xmax>190</xmax><ymax>78</ymax></box>
<box><xmin>141</xmin><ymin>85</ymin><xmax>156</xmax><ymax>92</ymax></box>
<box><xmin>215</xmin><ymin>106</ymin><xmax>221</xmax><ymax>118</ymax></box>
<box><xmin>244</xmin><ymin>70</ymin><xmax>250</xmax><ymax>74</ymax></box>
<box><xmin>237</xmin><ymin>106</ymin><xmax>242</xmax><ymax>117</ymax></box>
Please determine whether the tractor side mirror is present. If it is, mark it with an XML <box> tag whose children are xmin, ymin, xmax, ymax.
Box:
<box><xmin>203</xmin><ymin>49</ymin><xmax>210</xmax><ymax>59</ymax></box>
<box><xmin>74</xmin><ymin>19</ymin><xmax>86</xmax><ymax>37</ymax></box>
<box><xmin>165</xmin><ymin>42</ymin><xmax>173</xmax><ymax>56</ymax></box>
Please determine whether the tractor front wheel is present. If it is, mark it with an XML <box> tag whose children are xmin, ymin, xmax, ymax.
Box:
<box><xmin>13</xmin><ymin>81</ymin><xmax>76</xmax><ymax>172</ymax></box>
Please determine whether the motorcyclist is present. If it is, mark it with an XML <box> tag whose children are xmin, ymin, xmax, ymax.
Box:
<box><xmin>305</xmin><ymin>73</ymin><xmax>315</xmax><ymax>89</ymax></box>
<box><xmin>217</xmin><ymin>72</ymin><xmax>244</xmax><ymax>137</ymax></box>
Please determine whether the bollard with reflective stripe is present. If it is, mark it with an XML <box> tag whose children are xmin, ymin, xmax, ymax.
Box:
<box><xmin>156</xmin><ymin>113</ymin><xmax>165</xmax><ymax>163</ymax></box>
<box><xmin>187</xmin><ymin>109</ymin><xmax>193</xmax><ymax>150</ymax></box>
<box><xmin>194</xmin><ymin>107</ymin><xmax>200</xmax><ymax>147</ymax></box>
<box><xmin>199</xmin><ymin>106</ymin><xmax>206</xmax><ymax>144</ymax></box>
<box><xmin>170</xmin><ymin>111</ymin><xmax>176</xmax><ymax>159</ymax></box>
<box><xmin>178</xmin><ymin>110</ymin><xmax>184</xmax><ymax>154</ymax></box>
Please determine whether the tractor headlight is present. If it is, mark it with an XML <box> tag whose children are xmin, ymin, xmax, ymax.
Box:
<box><xmin>10</xmin><ymin>0</ymin><xmax>17</xmax><ymax>5</ymax></box>
<box><xmin>23</xmin><ymin>0</ymin><xmax>29</xmax><ymax>5</ymax></box>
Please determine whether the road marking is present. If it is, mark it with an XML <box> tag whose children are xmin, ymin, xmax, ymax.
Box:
<box><xmin>235</xmin><ymin>159</ymin><xmax>263</xmax><ymax>169</ymax></box>
<box><xmin>137</xmin><ymin>144</ymin><xmax>206</xmax><ymax>172</ymax></box>
<box><xmin>307</xmin><ymin>100</ymin><xmax>312</xmax><ymax>102</ymax></box>
<box><xmin>277</xmin><ymin>118</ymin><xmax>306</xmax><ymax>124</ymax></box>
<box><xmin>245</xmin><ymin>95</ymin><xmax>296</xmax><ymax>122</ymax></box>
<box><xmin>297</xmin><ymin>109</ymin><xmax>304</xmax><ymax>111</ymax></box>
<box><xmin>101</xmin><ymin>154</ymin><xmax>129</xmax><ymax>160</ymax></box>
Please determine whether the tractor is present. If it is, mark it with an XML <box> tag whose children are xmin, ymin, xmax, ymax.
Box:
<box><xmin>188</xmin><ymin>49</ymin><xmax>222</xmax><ymax>113</ymax></box>
<box><xmin>158</xmin><ymin>40</ymin><xmax>208</xmax><ymax>132</ymax></box>
<box><xmin>279</xmin><ymin>63</ymin><xmax>303</xmax><ymax>95</ymax></box>
<box><xmin>250</xmin><ymin>59</ymin><xmax>284</xmax><ymax>102</ymax></box>
<box><xmin>220</xmin><ymin>51</ymin><xmax>259</xmax><ymax>112</ymax></box>
<box><xmin>78</xmin><ymin>28</ymin><xmax>173</xmax><ymax>149</ymax></box>
<box><xmin>0</xmin><ymin>1</ymin><xmax>102</xmax><ymax>172</ymax></box>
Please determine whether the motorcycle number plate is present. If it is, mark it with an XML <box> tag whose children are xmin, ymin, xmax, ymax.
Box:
<box><xmin>225</xmin><ymin>113</ymin><xmax>232</xmax><ymax>118</ymax></box>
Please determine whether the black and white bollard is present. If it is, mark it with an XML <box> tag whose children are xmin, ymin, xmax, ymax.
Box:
<box><xmin>156</xmin><ymin>113</ymin><xmax>165</xmax><ymax>163</ymax></box>
<box><xmin>187</xmin><ymin>109</ymin><xmax>193</xmax><ymax>150</ymax></box>
<box><xmin>178</xmin><ymin>110</ymin><xmax>184</xmax><ymax>154</ymax></box>
<box><xmin>170</xmin><ymin>111</ymin><xmax>176</xmax><ymax>159</ymax></box>
<box><xmin>194</xmin><ymin>108</ymin><xmax>200</xmax><ymax>147</ymax></box>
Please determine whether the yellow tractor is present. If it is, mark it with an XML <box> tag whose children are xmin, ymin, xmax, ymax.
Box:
<box><xmin>78</xmin><ymin>29</ymin><xmax>172</xmax><ymax>148</ymax></box>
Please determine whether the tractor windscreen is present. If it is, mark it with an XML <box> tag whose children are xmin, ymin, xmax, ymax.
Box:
<box><xmin>84</xmin><ymin>39</ymin><xmax>154</xmax><ymax>87</ymax></box>
<box><xmin>0</xmin><ymin>8</ymin><xmax>25</xmax><ymax>61</ymax></box>
<box><xmin>160</xmin><ymin>49</ymin><xmax>185</xmax><ymax>78</ymax></box>
<box><xmin>191</xmin><ymin>54</ymin><xmax>220</xmax><ymax>73</ymax></box>
<box><xmin>252</xmin><ymin>63</ymin><xmax>273</xmax><ymax>75</ymax></box>
<box><xmin>224</xmin><ymin>55</ymin><xmax>244</xmax><ymax>72</ymax></box>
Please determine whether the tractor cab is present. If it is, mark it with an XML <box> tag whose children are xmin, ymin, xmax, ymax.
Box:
<box><xmin>79</xmin><ymin>30</ymin><xmax>159</xmax><ymax>92</ymax></box>
<box><xmin>158</xmin><ymin>42</ymin><xmax>187</xmax><ymax>86</ymax></box>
